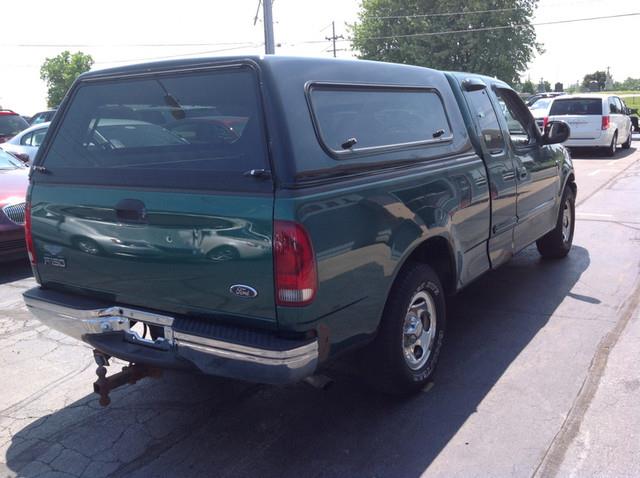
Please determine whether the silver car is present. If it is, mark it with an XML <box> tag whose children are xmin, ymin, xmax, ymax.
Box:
<box><xmin>0</xmin><ymin>121</ymin><xmax>50</xmax><ymax>163</ymax></box>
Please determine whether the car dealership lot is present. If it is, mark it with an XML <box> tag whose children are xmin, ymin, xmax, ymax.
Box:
<box><xmin>1</xmin><ymin>142</ymin><xmax>640</xmax><ymax>478</ymax></box>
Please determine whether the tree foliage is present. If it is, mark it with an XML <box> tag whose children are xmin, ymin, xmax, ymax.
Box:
<box><xmin>581</xmin><ymin>71</ymin><xmax>606</xmax><ymax>92</ymax></box>
<box><xmin>40</xmin><ymin>51</ymin><xmax>94</xmax><ymax>107</ymax></box>
<box><xmin>351</xmin><ymin>0</ymin><xmax>541</xmax><ymax>85</ymax></box>
<box><xmin>520</xmin><ymin>79</ymin><xmax>535</xmax><ymax>94</ymax></box>
<box><xmin>613</xmin><ymin>77</ymin><xmax>640</xmax><ymax>91</ymax></box>
<box><xmin>538</xmin><ymin>80</ymin><xmax>551</xmax><ymax>92</ymax></box>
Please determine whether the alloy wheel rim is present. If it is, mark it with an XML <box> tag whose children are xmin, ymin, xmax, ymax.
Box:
<box><xmin>562</xmin><ymin>198</ymin><xmax>572</xmax><ymax>243</ymax></box>
<box><xmin>402</xmin><ymin>290</ymin><xmax>437</xmax><ymax>370</ymax></box>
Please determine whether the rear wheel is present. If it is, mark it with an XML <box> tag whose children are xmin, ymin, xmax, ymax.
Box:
<box><xmin>536</xmin><ymin>186</ymin><xmax>575</xmax><ymax>259</ymax></box>
<box><xmin>622</xmin><ymin>128</ymin><xmax>632</xmax><ymax>149</ymax></box>
<box><xmin>364</xmin><ymin>263</ymin><xmax>446</xmax><ymax>394</ymax></box>
<box><xmin>605</xmin><ymin>132</ymin><xmax>618</xmax><ymax>157</ymax></box>
<box><xmin>206</xmin><ymin>246</ymin><xmax>239</xmax><ymax>262</ymax></box>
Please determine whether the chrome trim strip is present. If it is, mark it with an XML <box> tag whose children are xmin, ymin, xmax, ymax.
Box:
<box><xmin>177</xmin><ymin>341</ymin><xmax>317</xmax><ymax>367</ymax></box>
<box><xmin>173</xmin><ymin>331</ymin><xmax>318</xmax><ymax>361</ymax></box>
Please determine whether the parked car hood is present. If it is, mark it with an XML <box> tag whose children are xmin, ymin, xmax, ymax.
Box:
<box><xmin>0</xmin><ymin>168</ymin><xmax>29</xmax><ymax>206</ymax></box>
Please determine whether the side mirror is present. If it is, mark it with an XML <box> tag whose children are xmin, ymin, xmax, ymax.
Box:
<box><xmin>543</xmin><ymin>120</ymin><xmax>570</xmax><ymax>145</ymax></box>
<box><xmin>10</xmin><ymin>152</ymin><xmax>30</xmax><ymax>163</ymax></box>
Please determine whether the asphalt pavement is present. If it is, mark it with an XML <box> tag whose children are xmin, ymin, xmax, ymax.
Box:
<box><xmin>1</xmin><ymin>140</ymin><xmax>639</xmax><ymax>478</ymax></box>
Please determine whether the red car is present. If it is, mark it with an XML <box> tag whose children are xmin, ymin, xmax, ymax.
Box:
<box><xmin>0</xmin><ymin>109</ymin><xmax>29</xmax><ymax>144</ymax></box>
<box><xmin>0</xmin><ymin>149</ymin><xmax>29</xmax><ymax>262</ymax></box>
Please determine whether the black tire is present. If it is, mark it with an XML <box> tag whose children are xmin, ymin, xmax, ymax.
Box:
<box><xmin>363</xmin><ymin>263</ymin><xmax>446</xmax><ymax>394</ymax></box>
<box><xmin>605</xmin><ymin>132</ymin><xmax>618</xmax><ymax>157</ymax></box>
<box><xmin>621</xmin><ymin>128</ymin><xmax>632</xmax><ymax>149</ymax></box>
<box><xmin>536</xmin><ymin>186</ymin><xmax>575</xmax><ymax>259</ymax></box>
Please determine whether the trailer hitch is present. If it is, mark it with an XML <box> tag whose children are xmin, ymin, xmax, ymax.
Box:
<box><xmin>92</xmin><ymin>351</ymin><xmax>161</xmax><ymax>406</ymax></box>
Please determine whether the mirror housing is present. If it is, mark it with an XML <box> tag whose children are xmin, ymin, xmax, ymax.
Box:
<box><xmin>543</xmin><ymin>120</ymin><xmax>570</xmax><ymax>145</ymax></box>
<box><xmin>462</xmin><ymin>78</ymin><xmax>487</xmax><ymax>92</ymax></box>
<box><xmin>11</xmin><ymin>152</ymin><xmax>30</xmax><ymax>163</ymax></box>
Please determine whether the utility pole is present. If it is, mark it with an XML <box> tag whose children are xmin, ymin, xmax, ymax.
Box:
<box><xmin>263</xmin><ymin>0</ymin><xmax>275</xmax><ymax>54</ymax></box>
<box><xmin>325</xmin><ymin>21</ymin><xmax>344</xmax><ymax>58</ymax></box>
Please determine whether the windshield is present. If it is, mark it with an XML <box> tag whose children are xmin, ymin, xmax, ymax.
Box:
<box><xmin>529</xmin><ymin>98</ymin><xmax>553</xmax><ymax>112</ymax></box>
<box><xmin>0</xmin><ymin>150</ymin><xmax>25</xmax><ymax>169</ymax></box>
<box><xmin>0</xmin><ymin>114</ymin><xmax>29</xmax><ymax>136</ymax></box>
<box><xmin>550</xmin><ymin>98</ymin><xmax>603</xmax><ymax>116</ymax></box>
<box><xmin>39</xmin><ymin>66</ymin><xmax>268</xmax><ymax>192</ymax></box>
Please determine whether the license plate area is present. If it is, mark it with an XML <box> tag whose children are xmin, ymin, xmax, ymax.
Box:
<box><xmin>97</xmin><ymin>306</ymin><xmax>175</xmax><ymax>351</ymax></box>
<box><xmin>125</xmin><ymin>322</ymin><xmax>173</xmax><ymax>351</ymax></box>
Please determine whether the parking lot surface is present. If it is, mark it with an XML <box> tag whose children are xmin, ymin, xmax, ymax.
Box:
<box><xmin>1</xmin><ymin>140</ymin><xmax>640</xmax><ymax>477</ymax></box>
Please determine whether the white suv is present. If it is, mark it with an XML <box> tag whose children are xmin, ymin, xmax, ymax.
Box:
<box><xmin>545</xmin><ymin>94</ymin><xmax>633</xmax><ymax>156</ymax></box>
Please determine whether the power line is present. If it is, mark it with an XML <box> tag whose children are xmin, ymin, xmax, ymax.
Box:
<box><xmin>93</xmin><ymin>44</ymin><xmax>262</xmax><ymax>66</ymax></box>
<box><xmin>0</xmin><ymin>41</ymin><xmax>259</xmax><ymax>48</ymax></box>
<box><xmin>365</xmin><ymin>0</ymin><xmax>607</xmax><ymax>21</ymax></box>
<box><xmin>367</xmin><ymin>6</ymin><xmax>518</xmax><ymax>20</ymax></box>
<box><xmin>285</xmin><ymin>11</ymin><xmax>640</xmax><ymax>44</ymax></box>
<box><xmin>4</xmin><ymin>44</ymin><xmax>263</xmax><ymax>69</ymax></box>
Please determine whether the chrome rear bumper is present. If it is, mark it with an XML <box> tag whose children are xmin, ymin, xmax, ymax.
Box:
<box><xmin>23</xmin><ymin>288</ymin><xmax>318</xmax><ymax>385</ymax></box>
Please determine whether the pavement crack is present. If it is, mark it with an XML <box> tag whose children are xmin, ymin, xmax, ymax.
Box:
<box><xmin>0</xmin><ymin>362</ymin><xmax>93</xmax><ymax>417</ymax></box>
<box><xmin>532</xmin><ymin>274</ymin><xmax>640</xmax><ymax>478</ymax></box>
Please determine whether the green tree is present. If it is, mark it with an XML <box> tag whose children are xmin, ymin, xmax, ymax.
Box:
<box><xmin>351</xmin><ymin>0</ymin><xmax>541</xmax><ymax>85</ymax></box>
<box><xmin>521</xmin><ymin>79</ymin><xmax>535</xmax><ymax>94</ymax></box>
<box><xmin>537</xmin><ymin>80</ymin><xmax>551</xmax><ymax>92</ymax></box>
<box><xmin>40</xmin><ymin>51</ymin><xmax>94</xmax><ymax>107</ymax></box>
<box><xmin>619</xmin><ymin>77</ymin><xmax>640</xmax><ymax>91</ymax></box>
<box><xmin>581</xmin><ymin>71</ymin><xmax>606</xmax><ymax>92</ymax></box>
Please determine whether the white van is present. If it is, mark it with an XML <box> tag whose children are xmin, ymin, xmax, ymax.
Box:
<box><xmin>545</xmin><ymin>94</ymin><xmax>633</xmax><ymax>156</ymax></box>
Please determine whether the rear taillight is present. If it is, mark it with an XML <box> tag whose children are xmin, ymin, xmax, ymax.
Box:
<box><xmin>24</xmin><ymin>202</ymin><xmax>36</xmax><ymax>265</ymax></box>
<box><xmin>274</xmin><ymin>220</ymin><xmax>317</xmax><ymax>306</ymax></box>
<box><xmin>601</xmin><ymin>116</ymin><xmax>610</xmax><ymax>130</ymax></box>
<box><xmin>542</xmin><ymin>117</ymin><xmax>549</xmax><ymax>130</ymax></box>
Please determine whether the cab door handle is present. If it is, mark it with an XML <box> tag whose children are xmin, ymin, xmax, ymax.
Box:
<box><xmin>501</xmin><ymin>169</ymin><xmax>516</xmax><ymax>181</ymax></box>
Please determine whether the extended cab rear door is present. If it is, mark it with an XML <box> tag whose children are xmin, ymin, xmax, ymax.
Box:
<box><xmin>490</xmin><ymin>86</ymin><xmax>560</xmax><ymax>252</ymax></box>
<box><xmin>29</xmin><ymin>63</ymin><xmax>277</xmax><ymax>324</ymax></box>
<box><xmin>459</xmin><ymin>78</ymin><xmax>518</xmax><ymax>267</ymax></box>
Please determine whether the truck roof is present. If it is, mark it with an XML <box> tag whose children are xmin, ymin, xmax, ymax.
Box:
<box><xmin>82</xmin><ymin>55</ymin><xmax>445</xmax><ymax>83</ymax></box>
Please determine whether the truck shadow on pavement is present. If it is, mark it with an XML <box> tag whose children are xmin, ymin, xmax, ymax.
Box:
<box><xmin>0</xmin><ymin>259</ymin><xmax>32</xmax><ymax>285</ymax></box>
<box><xmin>569</xmin><ymin>145</ymin><xmax>636</xmax><ymax>160</ymax></box>
<box><xmin>5</xmin><ymin>245</ymin><xmax>591</xmax><ymax>478</ymax></box>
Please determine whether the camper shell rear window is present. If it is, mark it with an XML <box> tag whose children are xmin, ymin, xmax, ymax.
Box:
<box><xmin>36</xmin><ymin>65</ymin><xmax>269</xmax><ymax>192</ymax></box>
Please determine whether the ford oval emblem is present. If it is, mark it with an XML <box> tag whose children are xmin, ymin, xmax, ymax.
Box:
<box><xmin>230</xmin><ymin>284</ymin><xmax>258</xmax><ymax>298</ymax></box>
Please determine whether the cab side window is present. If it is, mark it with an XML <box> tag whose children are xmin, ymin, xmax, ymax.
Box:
<box><xmin>493</xmin><ymin>87</ymin><xmax>537</xmax><ymax>147</ymax></box>
<box><xmin>465</xmin><ymin>89</ymin><xmax>505</xmax><ymax>154</ymax></box>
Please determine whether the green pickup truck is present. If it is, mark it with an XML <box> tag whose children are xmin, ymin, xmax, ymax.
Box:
<box><xmin>23</xmin><ymin>56</ymin><xmax>576</xmax><ymax>400</ymax></box>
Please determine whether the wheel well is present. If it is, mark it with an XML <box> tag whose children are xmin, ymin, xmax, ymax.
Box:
<box><xmin>401</xmin><ymin>236</ymin><xmax>456</xmax><ymax>295</ymax></box>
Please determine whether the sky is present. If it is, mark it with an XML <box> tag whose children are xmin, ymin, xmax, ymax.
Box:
<box><xmin>1</xmin><ymin>0</ymin><xmax>638</xmax><ymax>115</ymax></box>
